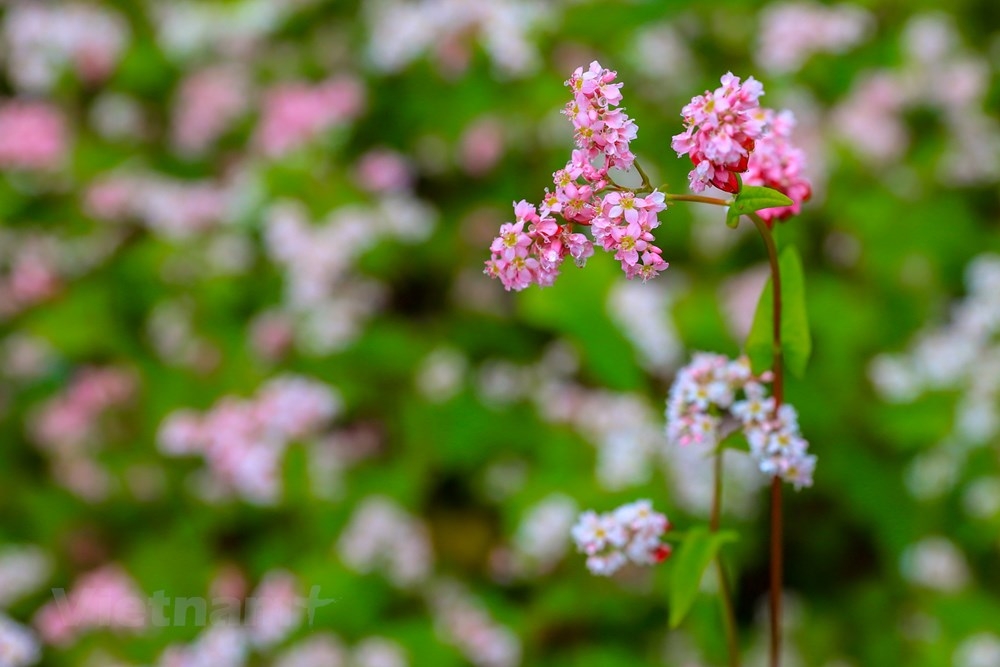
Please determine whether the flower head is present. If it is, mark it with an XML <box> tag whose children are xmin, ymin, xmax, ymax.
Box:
<box><xmin>571</xmin><ymin>500</ymin><xmax>671</xmax><ymax>576</ymax></box>
<box><xmin>672</xmin><ymin>73</ymin><xmax>766</xmax><ymax>193</ymax></box>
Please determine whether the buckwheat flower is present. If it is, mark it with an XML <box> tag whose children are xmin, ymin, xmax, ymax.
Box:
<box><xmin>564</xmin><ymin>61</ymin><xmax>637</xmax><ymax>170</ymax></box>
<box><xmin>572</xmin><ymin>501</ymin><xmax>671</xmax><ymax>576</ymax></box>
<box><xmin>732</xmin><ymin>394</ymin><xmax>775</xmax><ymax>424</ymax></box>
<box><xmin>744</xmin><ymin>109</ymin><xmax>812</xmax><ymax>223</ymax></box>
<box><xmin>672</xmin><ymin>72</ymin><xmax>766</xmax><ymax>193</ymax></box>
<box><xmin>666</xmin><ymin>353</ymin><xmax>816</xmax><ymax>489</ymax></box>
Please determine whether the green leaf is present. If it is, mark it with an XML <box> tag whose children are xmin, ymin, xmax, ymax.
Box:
<box><xmin>725</xmin><ymin>205</ymin><xmax>741</xmax><ymax>229</ymax></box>
<box><xmin>746</xmin><ymin>246</ymin><xmax>812</xmax><ymax>378</ymax></box>
<box><xmin>668</xmin><ymin>527</ymin><xmax>738</xmax><ymax>629</ymax></box>
<box><xmin>732</xmin><ymin>185</ymin><xmax>793</xmax><ymax>215</ymax></box>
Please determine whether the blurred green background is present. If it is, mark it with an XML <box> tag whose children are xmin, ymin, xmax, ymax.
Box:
<box><xmin>0</xmin><ymin>1</ymin><xmax>999</xmax><ymax>665</ymax></box>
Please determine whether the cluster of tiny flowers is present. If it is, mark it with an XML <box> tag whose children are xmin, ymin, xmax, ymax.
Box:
<box><xmin>671</xmin><ymin>72</ymin><xmax>766</xmax><ymax>193</ymax></box>
<box><xmin>486</xmin><ymin>62</ymin><xmax>670</xmax><ymax>290</ymax></box>
<box><xmin>564</xmin><ymin>61</ymin><xmax>637</xmax><ymax>170</ymax></box>
<box><xmin>484</xmin><ymin>199</ymin><xmax>594</xmax><ymax>291</ymax></box>
<box><xmin>744</xmin><ymin>109</ymin><xmax>813</xmax><ymax>224</ymax></box>
<box><xmin>570</xmin><ymin>500</ymin><xmax>671</xmax><ymax>576</ymax></box>
<box><xmin>665</xmin><ymin>353</ymin><xmax>816</xmax><ymax>490</ymax></box>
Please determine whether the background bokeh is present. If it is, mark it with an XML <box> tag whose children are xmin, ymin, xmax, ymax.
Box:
<box><xmin>1</xmin><ymin>1</ymin><xmax>999</xmax><ymax>665</ymax></box>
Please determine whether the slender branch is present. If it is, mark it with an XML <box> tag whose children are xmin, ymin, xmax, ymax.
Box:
<box><xmin>710</xmin><ymin>446</ymin><xmax>740</xmax><ymax>667</ymax></box>
<box><xmin>633</xmin><ymin>159</ymin><xmax>652</xmax><ymax>190</ymax></box>
<box><xmin>666</xmin><ymin>194</ymin><xmax>731</xmax><ymax>207</ymax></box>
<box><xmin>747</xmin><ymin>211</ymin><xmax>783</xmax><ymax>667</ymax></box>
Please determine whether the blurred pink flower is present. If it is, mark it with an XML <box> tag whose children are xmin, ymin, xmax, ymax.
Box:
<box><xmin>172</xmin><ymin>65</ymin><xmax>251</xmax><ymax>155</ymax></box>
<box><xmin>354</xmin><ymin>148</ymin><xmax>414</xmax><ymax>193</ymax></box>
<box><xmin>0</xmin><ymin>101</ymin><xmax>68</xmax><ymax>170</ymax></box>
<box><xmin>255</xmin><ymin>77</ymin><xmax>365</xmax><ymax>157</ymax></box>
<box><xmin>34</xmin><ymin>565</ymin><xmax>147</xmax><ymax>646</ymax></box>
<box><xmin>744</xmin><ymin>109</ymin><xmax>812</xmax><ymax>223</ymax></box>
<box><xmin>459</xmin><ymin>117</ymin><xmax>505</xmax><ymax>177</ymax></box>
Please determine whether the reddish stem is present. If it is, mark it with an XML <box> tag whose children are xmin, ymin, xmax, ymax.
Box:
<box><xmin>748</xmin><ymin>212</ymin><xmax>783</xmax><ymax>667</ymax></box>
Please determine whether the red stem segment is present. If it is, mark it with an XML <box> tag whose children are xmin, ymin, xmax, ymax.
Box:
<box><xmin>748</xmin><ymin>212</ymin><xmax>783</xmax><ymax>667</ymax></box>
<box><xmin>711</xmin><ymin>448</ymin><xmax>740</xmax><ymax>667</ymax></box>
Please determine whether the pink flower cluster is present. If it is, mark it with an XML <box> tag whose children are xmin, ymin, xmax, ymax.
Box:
<box><xmin>745</xmin><ymin>109</ymin><xmax>812</xmax><ymax>224</ymax></box>
<box><xmin>158</xmin><ymin>375</ymin><xmax>340</xmax><ymax>504</ymax></box>
<box><xmin>672</xmin><ymin>73</ymin><xmax>766</xmax><ymax>193</ymax></box>
<box><xmin>485</xmin><ymin>62</ymin><xmax>670</xmax><ymax>291</ymax></box>
<box><xmin>34</xmin><ymin>565</ymin><xmax>146</xmax><ymax>646</ymax></box>
<box><xmin>570</xmin><ymin>500</ymin><xmax>671</xmax><ymax>576</ymax></box>
<box><xmin>563</xmin><ymin>61</ymin><xmax>637</xmax><ymax>170</ymax></box>
<box><xmin>171</xmin><ymin>65</ymin><xmax>250</xmax><ymax>155</ymax></box>
<box><xmin>484</xmin><ymin>199</ymin><xmax>594</xmax><ymax>291</ymax></box>
<box><xmin>255</xmin><ymin>76</ymin><xmax>366</xmax><ymax>157</ymax></box>
<box><xmin>31</xmin><ymin>367</ymin><xmax>135</xmax><ymax>456</ymax></box>
<box><xmin>591</xmin><ymin>189</ymin><xmax>668</xmax><ymax>280</ymax></box>
<box><xmin>0</xmin><ymin>100</ymin><xmax>68</xmax><ymax>170</ymax></box>
<box><xmin>665</xmin><ymin>353</ymin><xmax>816</xmax><ymax>490</ymax></box>
<box><xmin>0</xmin><ymin>238</ymin><xmax>61</xmax><ymax>319</ymax></box>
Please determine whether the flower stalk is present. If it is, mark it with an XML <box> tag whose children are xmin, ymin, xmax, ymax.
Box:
<box><xmin>748</xmin><ymin>211</ymin><xmax>784</xmax><ymax>667</ymax></box>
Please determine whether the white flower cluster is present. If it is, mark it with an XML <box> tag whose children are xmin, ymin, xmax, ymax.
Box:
<box><xmin>666</xmin><ymin>353</ymin><xmax>816</xmax><ymax>490</ymax></box>
<box><xmin>570</xmin><ymin>500</ymin><xmax>671</xmax><ymax>576</ymax></box>
<box><xmin>336</xmin><ymin>496</ymin><xmax>434</xmax><ymax>588</ymax></box>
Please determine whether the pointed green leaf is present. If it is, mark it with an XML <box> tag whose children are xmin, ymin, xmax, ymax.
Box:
<box><xmin>745</xmin><ymin>246</ymin><xmax>812</xmax><ymax>378</ymax></box>
<box><xmin>725</xmin><ymin>205</ymin><xmax>741</xmax><ymax>229</ymax></box>
<box><xmin>732</xmin><ymin>185</ymin><xmax>793</xmax><ymax>215</ymax></box>
<box><xmin>668</xmin><ymin>527</ymin><xmax>738</xmax><ymax>629</ymax></box>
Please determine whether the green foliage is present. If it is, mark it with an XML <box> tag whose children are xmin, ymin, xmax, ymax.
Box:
<box><xmin>746</xmin><ymin>245</ymin><xmax>812</xmax><ymax>378</ymax></box>
<box><xmin>727</xmin><ymin>186</ymin><xmax>793</xmax><ymax>228</ymax></box>
<box><xmin>668</xmin><ymin>527</ymin><xmax>738</xmax><ymax>629</ymax></box>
